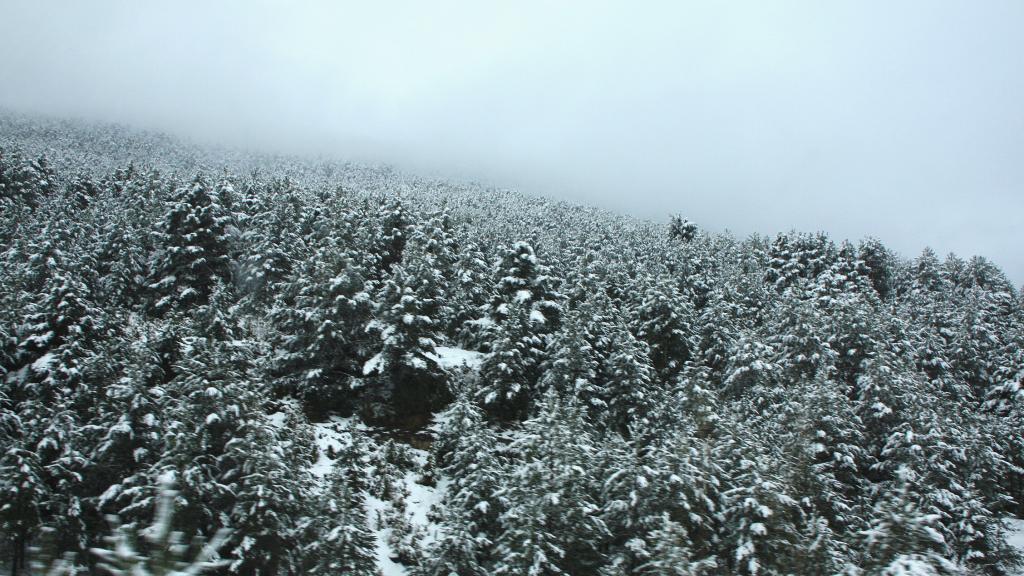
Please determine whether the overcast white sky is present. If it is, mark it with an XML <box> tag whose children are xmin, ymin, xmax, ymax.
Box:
<box><xmin>2</xmin><ymin>1</ymin><xmax>1022</xmax><ymax>283</ymax></box>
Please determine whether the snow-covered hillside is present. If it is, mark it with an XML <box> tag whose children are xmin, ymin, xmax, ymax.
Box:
<box><xmin>2</xmin><ymin>115</ymin><xmax>1023</xmax><ymax>575</ymax></box>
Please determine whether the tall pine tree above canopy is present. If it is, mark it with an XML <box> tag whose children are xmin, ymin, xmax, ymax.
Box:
<box><xmin>488</xmin><ymin>241</ymin><xmax>563</xmax><ymax>331</ymax></box>
<box><xmin>477</xmin><ymin>299</ymin><xmax>546</xmax><ymax>421</ymax></box>
<box><xmin>363</xmin><ymin>236</ymin><xmax>450</xmax><ymax>424</ymax></box>
<box><xmin>668</xmin><ymin>215</ymin><xmax>699</xmax><ymax>243</ymax></box>
<box><xmin>912</xmin><ymin>248</ymin><xmax>949</xmax><ymax>295</ymax></box>
<box><xmin>818</xmin><ymin>241</ymin><xmax>874</xmax><ymax>297</ymax></box>
<box><xmin>858</xmin><ymin>237</ymin><xmax>896</xmax><ymax>301</ymax></box>
<box><xmin>634</xmin><ymin>276</ymin><xmax>694</xmax><ymax>381</ymax></box>
<box><xmin>147</xmin><ymin>176</ymin><xmax>231</xmax><ymax>315</ymax></box>
<box><xmin>270</xmin><ymin>248</ymin><xmax>372</xmax><ymax>418</ymax></box>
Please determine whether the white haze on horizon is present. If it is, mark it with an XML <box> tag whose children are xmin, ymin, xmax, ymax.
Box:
<box><xmin>2</xmin><ymin>0</ymin><xmax>1022</xmax><ymax>283</ymax></box>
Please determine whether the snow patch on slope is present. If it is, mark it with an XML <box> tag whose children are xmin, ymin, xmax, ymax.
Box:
<box><xmin>30</xmin><ymin>352</ymin><xmax>56</xmax><ymax>373</ymax></box>
<box><xmin>1008</xmin><ymin>518</ymin><xmax>1024</xmax><ymax>575</ymax></box>
<box><xmin>404</xmin><ymin>448</ymin><xmax>445</xmax><ymax>546</ymax></box>
<box><xmin>367</xmin><ymin>495</ymin><xmax>408</xmax><ymax>576</ymax></box>
<box><xmin>310</xmin><ymin>416</ymin><xmax>365</xmax><ymax>478</ymax></box>
<box><xmin>266</xmin><ymin>411</ymin><xmax>287</xmax><ymax>429</ymax></box>
<box><xmin>428</xmin><ymin>346</ymin><xmax>484</xmax><ymax>371</ymax></box>
<box><xmin>363</xmin><ymin>352</ymin><xmax>385</xmax><ymax>375</ymax></box>
<box><xmin>309</xmin><ymin>418</ymin><xmax>444</xmax><ymax>575</ymax></box>
<box><xmin>369</xmin><ymin>448</ymin><xmax>445</xmax><ymax>574</ymax></box>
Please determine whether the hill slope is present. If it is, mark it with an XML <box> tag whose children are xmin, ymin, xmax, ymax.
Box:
<box><xmin>2</xmin><ymin>114</ymin><xmax>1023</xmax><ymax>575</ymax></box>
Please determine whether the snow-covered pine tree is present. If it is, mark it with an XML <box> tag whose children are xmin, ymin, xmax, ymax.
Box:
<box><xmin>487</xmin><ymin>241</ymin><xmax>563</xmax><ymax>331</ymax></box>
<box><xmin>308</xmin><ymin>469</ymin><xmax>377</xmax><ymax>575</ymax></box>
<box><xmin>146</xmin><ymin>176</ymin><xmax>231</xmax><ymax>315</ymax></box>
<box><xmin>492</xmin><ymin>391</ymin><xmax>608</xmax><ymax>575</ymax></box>
<box><xmin>271</xmin><ymin>247</ymin><xmax>373</xmax><ymax>418</ymax></box>
<box><xmin>412</xmin><ymin>210</ymin><xmax>461</xmax><ymax>333</ymax></box>
<box><xmin>600</xmin><ymin>422</ymin><xmax>723</xmax><ymax>574</ymax></box>
<box><xmin>424</xmin><ymin>391</ymin><xmax>504</xmax><ymax>574</ymax></box>
<box><xmin>856</xmin><ymin>470</ymin><xmax>957</xmax><ymax>575</ymax></box>
<box><xmin>600</xmin><ymin>317</ymin><xmax>656</xmax><ymax>436</ymax></box>
<box><xmin>235</xmin><ymin>181</ymin><xmax>303</xmax><ymax>307</ymax></box>
<box><xmin>539</xmin><ymin>309</ymin><xmax>602</xmax><ymax>412</ymax></box>
<box><xmin>858</xmin><ymin>237</ymin><xmax>896</xmax><ymax>301</ymax></box>
<box><xmin>0</xmin><ymin>442</ymin><xmax>46</xmax><ymax>575</ymax></box>
<box><xmin>91</xmin><ymin>472</ymin><xmax>231</xmax><ymax>576</ymax></box>
<box><xmin>376</xmin><ymin>196</ymin><xmax>412</xmax><ymax>273</ymax></box>
<box><xmin>764</xmin><ymin>297</ymin><xmax>836</xmax><ymax>385</ymax></box>
<box><xmin>450</xmin><ymin>241</ymin><xmax>493</xmax><ymax>348</ymax></box>
<box><xmin>0</xmin><ymin>149</ymin><xmax>55</xmax><ymax>208</ymax></box>
<box><xmin>668</xmin><ymin>215</ymin><xmax>699</xmax><ymax>243</ymax></box>
<box><xmin>717</xmin><ymin>450</ymin><xmax>804</xmax><ymax>575</ymax></box>
<box><xmin>764</xmin><ymin>231</ymin><xmax>837</xmax><ymax>292</ymax></box>
<box><xmin>476</xmin><ymin>299</ymin><xmax>546</xmax><ymax>420</ymax></box>
<box><xmin>634</xmin><ymin>275</ymin><xmax>694</xmax><ymax>381</ymax></box>
<box><xmin>363</xmin><ymin>236</ymin><xmax>449</xmax><ymax>424</ymax></box>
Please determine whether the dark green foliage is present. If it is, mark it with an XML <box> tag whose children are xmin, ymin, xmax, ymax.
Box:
<box><xmin>147</xmin><ymin>177</ymin><xmax>231</xmax><ymax>315</ymax></box>
<box><xmin>856</xmin><ymin>474</ymin><xmax>959</xmax><ymax>575</ymax></box>
<box><xmin>634</xmin><ymin>276</ymin><xmax>694</xmax><ymax>380</ymax></box>
<box><xmin>491</xmin><ymin>393</ymin><xmax>608</xmax><ymax>575</ymax></box>
<box><xmin>477</xmin><ymin>300</ymin><xmax>545</xmax><ymax>420</ymax></box>
<box><xmin>488</xmin><ymin>241</ymin><xmax>563</xmax><ymax>330</ymax></box>
<box><xmin>765</xmin><ymin>231</ymin><xmax>837</xmax><ymax>291</ymax></box>
<box><xmin>363</xmin><ymin>237</ymin><xmax>451</xmax><ymax>424</ymax></box>
<box><xmin>271</xmin><ymin>248</ymin><xmax>372</xmax><ymax>418</ymax></box>
<box><xmin>0</xmin><ymin>149</ymin><xmax>54</xmax><ymax>208</ymax></box>
<box><xmin>668</xmin><ymin>215</ymin><xmax>699</xmax><ymax>243</ymax></box>
<box><xmin>424</xmin><ymin>391</ymin><xmax>504</xmax><ymax>575</ymax></box>
<box><xmin>310</xmin><ymin>471</ymin><xmax>377</xmax><ymax>575</ymax></box>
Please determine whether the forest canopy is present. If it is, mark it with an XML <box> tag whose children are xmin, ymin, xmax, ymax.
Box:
<box><xmin>1</xmin><ymin>113</ymin><xmax>1023</xmax><ymax>575</ymax></box>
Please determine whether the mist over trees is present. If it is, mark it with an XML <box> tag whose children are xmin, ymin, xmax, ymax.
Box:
<box><xmin>1</xmin><ymin>113</ymin><xmax>1023</xmax><ymax>575</ymax></box>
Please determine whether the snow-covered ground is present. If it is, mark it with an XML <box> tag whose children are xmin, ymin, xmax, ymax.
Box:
<box><xmin>366</xmin><ymin>494</ymin><xmax>408</xmax><ymax>576</ymax></box>
<box><xmin>1009</xmin><ymin>518</ymin><xmax>1024</xmax><ymax>549</ymax></box>
<box><xmin>310</xmin><ymin>416</ymin><xmax>445</xmax><ymax>575</ymax></box>
<box><xmin>1009</xmin><ymin>517</ymin><xmax>1024</xmax><ymax>575</ymax></box>
<box><xmin>369</xmin><ymin>449</ymin><xmax>447</xmax><ymax>575</ymax></box>
<box><xmin>310</xmin><ymin>416</ymin><xmax>367</xmax><ymax>478</ymax></box>
<box><xmin>302</xmin><ymin>409</ymin><xmax>1024</xmax><ymax>576</ymax></box>
<box><xmin>363</xmin><ymin>345</ymin><xmax>484</xmax><ymax>376</ymax></box>
<box><xmin>427</xmin><ymin>346</ymin><xmax>485</xmax><ymax>371</ymax></box>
